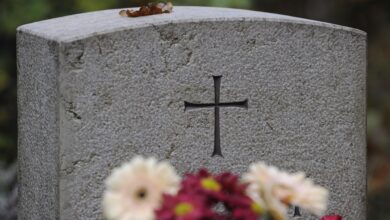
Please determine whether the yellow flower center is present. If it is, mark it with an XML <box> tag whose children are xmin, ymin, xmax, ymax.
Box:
<box><xmin>250</xmin><ymin>202</ymin><xmax>263</xmax><ymax>215</ymax></box>
<box><xmin>274</xmin><ymin>185</ymin><xmax>294</xmax><ymax>204</ymax></box>
<box><xmin>174</xmin><ymin>202</ymin><xmax>193</xmax><ymax>217</ymax></box>
<box><xmin>200</xmin><ymin>177</ymin><xmax>221</xmax><ymax>192</ymax></box>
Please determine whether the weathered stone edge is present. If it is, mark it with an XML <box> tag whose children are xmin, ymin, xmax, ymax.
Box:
<box><xmin>17</xmin><ymin>7</ymin><xmax>366</xmax><ymax>43</ymax></box>
<box><xmin>17</xmin><ymin>31</ymin><xmax>60</xmax><ymax>220</ymax></box>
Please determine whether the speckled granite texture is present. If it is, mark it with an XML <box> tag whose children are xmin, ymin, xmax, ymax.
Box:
<box><xmin>17</xmin><ymin>7</ymin><xmax>366</xmax><ymax>220</ymax></box>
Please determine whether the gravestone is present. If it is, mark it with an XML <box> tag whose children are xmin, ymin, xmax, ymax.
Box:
<box><xmin>17</xmin><ymin>6</ymin><xmax>366</xmax><ymax>220</ymax></box>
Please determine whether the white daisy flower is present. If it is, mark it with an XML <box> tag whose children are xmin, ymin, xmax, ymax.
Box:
<box><xmin>103</xmin><ymin>156</ymin><xmax>180</xmax><ymax>220</ymax></box>
<box><xmin>243</xmin><ymin>162</ymin><xmax>328</xmax><ymax>220</ymax></box>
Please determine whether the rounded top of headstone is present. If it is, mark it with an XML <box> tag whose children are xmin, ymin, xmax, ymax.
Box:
<box><xmin>17</xmin><ymin>6</ymin><xmax>366</xmax><ymax>42</ymax></box>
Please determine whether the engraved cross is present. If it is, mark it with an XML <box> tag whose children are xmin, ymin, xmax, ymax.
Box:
<box><xmin>184</xmin><ymin>76</ymin><xmax>248</xmax><ymax>157</ymax></box>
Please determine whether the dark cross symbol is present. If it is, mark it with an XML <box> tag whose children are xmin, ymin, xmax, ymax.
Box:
<box><xmin>184</xmin><ymin>76</ymin><xmax>248</xmax><ymax>157</ymax></box>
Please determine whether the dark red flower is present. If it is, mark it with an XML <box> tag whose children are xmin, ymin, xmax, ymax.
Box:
<box><xmin>180</xmin><ymin>169</ymin><xmax>225</xmax><ymax>205</ymax></box>
<box><xmin>215</xmin><ymin>172</ymin><xmax>250</xmax><ymax>209</ymax></box>
<box><xmin>155</xmin><ymin>193</ymin><xmax>216</xmax><ymax>220</ymax></box>
<box><xmin>230</xmin><ymin>199</ymin><xmax>264</xmax><ymax>220</ymax></box>
<box><xmin>321</xmin><ymin>215</ymin><xmax>342</xmax><ymax>220</ymax></box>
<box><xmin>180</xmin><ymin>170</ymin><xmax>253</xmax><ymax>205</ymax></box>
<box><xmin>174</xmin><ymin>169</ymin><xmax>263</xmax><ymax>219</ymax></box>
<box><xmin>216</xmin><ymin>172</ymin><xmax>246</xmax><ymax>195</ymax></box>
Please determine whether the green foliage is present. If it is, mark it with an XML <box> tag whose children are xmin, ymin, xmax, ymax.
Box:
<box><xmin>209</xmin><ymin>0</ymin><xmax>251</xmax><ymax>8</ymax></box>
<box><xmin>0</xmin><ymin>70</ymin><xmax>10</xmax><ymax>93</ymax></box>
<box><xmin>0</xmin><ymin>0</ymin><xmax>51</xmax><ymax>35</ymax></box>
<box><xmin>75</xmin><ymin>0</ymin><xmax>118</xmax><ymax>11</ymax></box>
<box><xmin>174</xmin><ymin>0</ymin><xmax>251</xmax><ymax>8</ymax></box>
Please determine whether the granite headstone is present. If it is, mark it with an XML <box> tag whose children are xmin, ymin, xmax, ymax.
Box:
<box><xmin>17</xmin><ymin>7</ymin><xmax>366</xmax><ymax>219</ymax></box>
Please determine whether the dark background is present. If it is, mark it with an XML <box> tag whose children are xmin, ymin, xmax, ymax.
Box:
<box><xmin>0</xmin><ymin>0</ymin><xmax>389</xmax><ymax>219</ymax></box>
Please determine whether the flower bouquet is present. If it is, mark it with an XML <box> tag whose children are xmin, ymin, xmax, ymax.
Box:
<box><xmin>102</xmin><ymin>156</ymin><xmax>330</xmax><ymax>220</ymax></box>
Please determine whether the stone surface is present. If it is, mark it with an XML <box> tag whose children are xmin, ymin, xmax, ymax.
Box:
<box><xmin>17</xmin><ymin>7</ymin><xmax>366</xmax><ymax>220</ymax></box>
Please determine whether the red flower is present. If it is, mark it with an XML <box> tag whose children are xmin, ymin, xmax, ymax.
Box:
<box><xmin>179</xmin><ymin>169</ymin><xmax>263</xmax><ymax>219</ymax></box>
<box><xmin>155</xmin><ymin>193</ymin><xmax>217</xmax><ymax>220</ymax></box>
<box><xmin>215</xmin><ymin>172</ymin><xmax>250</xmax><ymax>208</ymax></box>
<box><xmin>180</xmin><ymin>169</ymin><xmax>225</xmax><ymax>205</ymax></box>
<box><xmin>216</xmin><ymin>172</ymin><xmax>263</xmax><ymax>218</ymax></box>
<box><xmin>216</xmin><ymin>172</ymin><xmax>246</xmax><ymax>195</ymax></box>
<box><xmin>321</xmin><ymin>215</ymin><xmax>342</xmax><ymax>220</ymax></box>
<box><xmin>230</xmin><ymin>198</ymin><xmax>264</xmax><ymax>220</ymax></box>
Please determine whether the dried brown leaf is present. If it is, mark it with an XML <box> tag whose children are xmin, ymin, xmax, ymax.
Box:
<box><xmin>119</xmin><ymin>2</ymin><xmax>173</xmax><ymax>18</ymax></box>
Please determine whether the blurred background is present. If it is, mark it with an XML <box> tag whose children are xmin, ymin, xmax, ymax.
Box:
<box><xmin>0</xmin><ymin>0</ymin><xmax>389</xmax><ymax>219</ymax></box>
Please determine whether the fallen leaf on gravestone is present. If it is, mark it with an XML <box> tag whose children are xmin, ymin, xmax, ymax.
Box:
<box><xmin>119</xmin><ymin>2</ymin><xmax>173</xmax><ymax>17</ymax></box>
